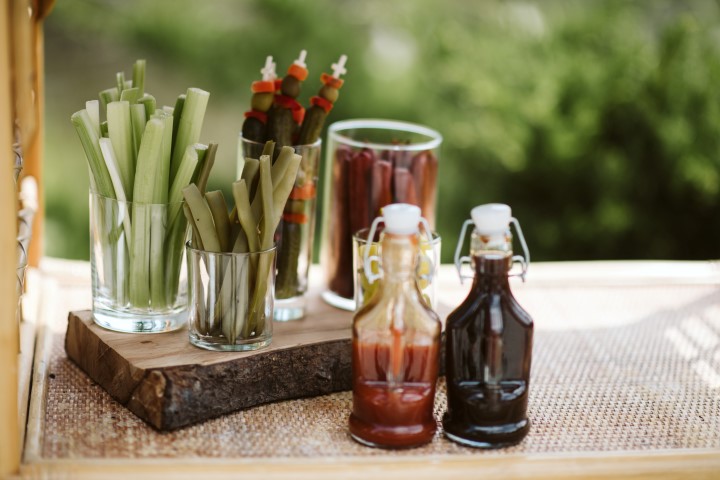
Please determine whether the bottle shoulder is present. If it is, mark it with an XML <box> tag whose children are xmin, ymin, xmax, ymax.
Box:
<box><xmin>446</xmin><ymin>286</ymin><xmax>533</xmax><ymax>328</ymax></box>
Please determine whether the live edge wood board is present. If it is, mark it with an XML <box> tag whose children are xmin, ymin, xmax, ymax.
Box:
<box><xmin>64</xmin><ymin>295</ymin><xmax>357</xmax><ymax>432</ymax></box>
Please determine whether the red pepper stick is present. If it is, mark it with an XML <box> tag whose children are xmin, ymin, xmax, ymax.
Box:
<box><xmin>370</xmin><ymin>159</ymin><xmax>392</xmax><ymax>217</ymax></box>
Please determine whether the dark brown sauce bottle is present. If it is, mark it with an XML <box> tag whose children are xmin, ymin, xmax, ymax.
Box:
<box><xmin>443</xmin><ymin>204</ymin><xmax>534</xmax><ymax>448</ymax></box>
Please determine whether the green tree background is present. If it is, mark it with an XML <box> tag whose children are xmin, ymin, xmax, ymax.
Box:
<box><xmin>45</xmin><ymin>0</ymin><xmax>720</xmax><ymax>262</ymax></box>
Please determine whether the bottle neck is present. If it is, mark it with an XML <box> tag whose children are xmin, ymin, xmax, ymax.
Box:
<box><xmin>470</xmin><ymin>229</ymin><xmax>512</xmax><ymax>287</ymax></box>
<box><xmin>381</xmin><ymin>232</ymin><xmax>419</xmax><ymax>282</ymax></box>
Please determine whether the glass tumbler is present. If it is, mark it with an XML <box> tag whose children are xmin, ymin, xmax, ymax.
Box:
<box><xmin>186</xmin><ymin>243</ymin><xmax>276</xmax><ymax>351</ymax></box>
<box><xmin>239</xmin><ymin>136</ymin><xmax>322</xmax><ymax>321</ymax></box>
<box><xmin>321</xmin><ymin>119</ymin><xmax>442</xmax><ymax>310</ymax></box>
<box><xmin>90</xmin><ymin>191</ymin><xmax>188</xmax><ymax>333</ymax></box>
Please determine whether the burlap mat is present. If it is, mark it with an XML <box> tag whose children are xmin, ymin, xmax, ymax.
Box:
<box><xmin>42</xmin><ymin>284</ymin><xmax>720</xmax><ymax>459</ymax></box>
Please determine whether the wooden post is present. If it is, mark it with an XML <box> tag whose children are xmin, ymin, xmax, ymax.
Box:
<box><xmin>0</xmin><ymin>0</ymin><xmax>21</xmax><ymax>476</ymax></box>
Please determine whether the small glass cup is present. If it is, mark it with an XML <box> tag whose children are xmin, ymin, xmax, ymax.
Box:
<box><xmin>89</xmin><ymin>192</ymin><xmax>188</xmax><ymax>333</ymax></box>
<box><xmin>320</xmin><ymin>119</ymin><xmax>442</xmax><ymax>310</ymax></box>
<box><xmin>186</xmin><ymin>243</ymin><xmax>276</xmax><ymax>351</ymax></box>
<box><xmin>239</xmin><ymin>136</ymin><xmax>322</xmax><ymax>321</ymax></box>
<box><xmin>353</xmin><ymin>228</ymin><xmax>441</xmax><ymax>311</ymax></box>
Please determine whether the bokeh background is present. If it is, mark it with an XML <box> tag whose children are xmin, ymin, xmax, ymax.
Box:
<box><xmin>45</xmin><ymin>0</ymin><xmax>720</xmax><ymax>262</ymax></box>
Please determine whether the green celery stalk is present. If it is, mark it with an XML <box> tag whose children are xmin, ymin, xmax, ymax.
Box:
<box><xmin>129</xmin><ymin>118</ymin><xmax>165</xmax><ymax>307</ymax></box>
<box><xmin>71</xmin><ymin>109</ymin><xmax>115</xmax><ymax>198</ymax></box>
<box><xmin>170</xmin><ymin>88</ymin><xmax>209</xmax><ymax>182</ymax></box>
<box><xmin>116</xmin><ymin>71</ymin><xmax>125</xmax><ymax>95</ymax></box>
<box><xmin>205</xmin><ymin>190</ymin><xmax>231</xmax><ymax>252</ymax></box>
<box><xmin>139</xmin><ymin>94</ymin><xmax>156</xmax><ymax>117</ymax></box>
<box><xmin>99</xmin><ymin>88</ymin><xmax>119</xmax><ymax>113</ymax></box>
<box><xmin>106</xmin><ymin>101</ymin><xmax>135</xmax><ymax>201</ymax></box>
<box><xmin>231</xmin><ymin>180</ymin><xmax>259</xmax><ymax>253</ymax></box>
<box><xmin>171</xmin><ymin>94</ymin><xmax>185</xmax><ymax>158</ymax></box>
<box><xmin>120</xmin><ymin>87</ymin><xmax>140</xmax><ymax>104</ymax></box>
<box><xmin>132</xmin><ymin>59</ymin><xmax>146</xmax><ymax>97</ymax></box>
<box><xmin>130</xmin><ymin>104</ymin><xmax>146</xmax><ymax>156</ymax></box>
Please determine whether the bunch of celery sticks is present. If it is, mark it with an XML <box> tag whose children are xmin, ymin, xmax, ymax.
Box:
<box><xmin>71</xmin><ymin>60</ymin><xmax>213</xmax><ymax>310</ymax></box>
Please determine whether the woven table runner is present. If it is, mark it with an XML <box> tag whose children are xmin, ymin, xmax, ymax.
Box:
<box><xmin>41</xmin><ymin>283</ymin><xmax>720</xmax><ymax>459</ymax></box>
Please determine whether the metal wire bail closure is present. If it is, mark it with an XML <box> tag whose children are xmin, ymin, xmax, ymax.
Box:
<box><xmin>363</xmin><ymin>215</ymin><xmax>437</xmax><ymax>285</ymax></box>
<box><xmin>453</xmin><ymin>217</ymin><xmax>531</xmax><ymax>283</ymax></box>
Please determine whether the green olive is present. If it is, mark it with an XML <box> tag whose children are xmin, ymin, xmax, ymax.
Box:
<box><xmin>319</xmin><ymin>85</ymin><xmax>339</xmax><ymax>103</ymax></box>
<box><xmin>251</xmin><ymin>92</ymin><xmax>274</xmax><ymax>112</ymax></box>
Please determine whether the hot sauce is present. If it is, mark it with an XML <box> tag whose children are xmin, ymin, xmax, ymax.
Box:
<box><xmin>349</xmin><ymin>204</ymin><xmax>441</xmax><ymax>449</ymax></box>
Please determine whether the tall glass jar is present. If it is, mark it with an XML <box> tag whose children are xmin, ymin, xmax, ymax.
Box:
<box><xmin>349</xmin><ymin>204</ymin><xmax>441</xmax><ymax>449</ymax></box>
<box><xmin>443</xmin><ymin>204</ymin><xmax>534</xmax><ymax>448</ymax></box>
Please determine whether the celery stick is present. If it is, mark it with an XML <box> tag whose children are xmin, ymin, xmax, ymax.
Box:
<box><xmin>139</xmin><ymin>94</ymin><xmax>156</xmax><ymax>117</ymax></box>
<box><xmin>167</xmin><ymin>145</ymin><xmax>199</xmax><ymax>217</ymax></box>
<box><xmin>100</xmin><ymin>121</ymin><xmax>108</xmax><ymax>138</ymax></box>
<box><xmin>183</xmin><ymin>184</ymin><xmax>221</xmax><ymax>252</ymax></box>
<box><xmin>71</xmin><ymin>109</ymin><xmax>115</xmax><ymax>198</ymax></box>
<box><xmin>129</xmin><ymin>118</ymin><xmax>165</xmax><ymax>306</ymax></box>
<box><xmin>120</xmin><ymin>87</ymin><xmax>140</xmax><ymax>104</ymax></box>
<box><xmin>205</xmin><ymin>191</ymin><xmax>231</xmax><ymax>252</ymax></box>
<box><xmin>98</xmin><ymin>138</ymin><xmax>132</xmax><ymax>240</ymax></box>
<box><xmin>99</xmin><ymin>88</ymin><xmax>119</xmax><ymax>113</ymax></box>
<box><xmin>170</xmin><ymin>88</ymin><xmax>209</xmax><ymax>182</ymax></box>
<box><xmin>130</xmin><ymin>104</ymin><xmax>146</xmax><ymax>156</ymax></box>
<box><xmin>116</xmin><ymin>72</ymin><xmax>125</xmax><ymax>95</ymax></box>
<box><xmin>171</xmin><ymin>94</ymin><xmax>185</xmax><ymax>159</ymax></box>
<box><xmin>99</xmin><ymin>138</ymin><xmax>133</xmax><ymax>307</ymax></box>
<box><xmin>156</xmin><ymin>113</ymin><xmax>173</xmax><ymax>203</ymax></box>
<box><xmin>270</xmin><ymin>145</ymin><xmax>295</xmax><ymax>185</ymax></box>
<box><xmin>132</xmin><ymin>59</ymin><xmax>146</xmax><ymax>97</ymax></box>
<box><xmin>107</xmin><ymin>101</ymin><xmax>135</xmax><ymax>200</ymax></box>
<box><xmin>86</xmin><ymin>100</ymin><xmax>100</xmax><ymax>136</ymax></box>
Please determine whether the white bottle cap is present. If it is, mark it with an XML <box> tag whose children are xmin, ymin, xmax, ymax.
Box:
<box><xmin>382</xmin><ymin>203</ymin><xmax>421</xmax><ymax>235</ymax></box>
<box><xmin>471</xmin><ymin>203</ymin><xmax>512</xmax><ymax>235</ymax></box>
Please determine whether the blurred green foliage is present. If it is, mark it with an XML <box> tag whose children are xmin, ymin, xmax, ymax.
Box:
<box><xmin>45</xmin><ymin>0</ymin><xmax>720</xmax><ymax>261</ymax></box>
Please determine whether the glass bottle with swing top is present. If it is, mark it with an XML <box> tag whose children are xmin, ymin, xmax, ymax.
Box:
<box><xmin>443</xmin><ymin>203</ymin><xmax>534</xmax><ymax>448</ymax></box>
<box><xmin>348</xmin><ymin>203</ymin><xmax>441</xmax><ymax>449</ymax></box>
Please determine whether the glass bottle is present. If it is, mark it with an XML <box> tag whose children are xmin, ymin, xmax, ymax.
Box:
<box><xmin>443</xmin><ymin>203</ymin><xmax>534</xmax><ymax>448</ymax></box>
<box><xmin>349</xmin><ymin>204</ymin><xmax>441</xmax><ymax>449</ymax></box>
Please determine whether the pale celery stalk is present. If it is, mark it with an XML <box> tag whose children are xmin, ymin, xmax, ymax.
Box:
<box><xmin>99</xmin><ymin>138</ymin><xmax>133</xmax><ymax>306</ymax></box>
<box><xmin>70</xmin><ymin>109</ymin><xmax>115</xmax><ymax>198</ymax></box>
<box><xmin>271</xmin><ymin>153</ymin><xmax>302</xmax><ymax>226</ymax></box>
<box><xmin>106</xmin><ymin>101</ymin><xmax>135</xmax><ymax>200</ymax></box>
<box><xmin>120</xmin><ymin>87</ymin><xmax>140</xmax><ymax>104</ymax></box>
<box><xmin>116</xmin><ymin>71</ymin><xmax>125</xmax><ymax>95</ymax></box>
<box><xmin>86</xmin><ymin>100</ymin><xmax>100</xmax><ymax>136</ymax></box>
<box><xmin>184</xmin><ymin>203</ymin><xmax>203</xmax><ymax>250</ymax></box>
<box><xmin>258</xmin><ymin>156</ymin><xmax>274</xmax><ymax>250</ymax></box>
<box><xmin>130</xmin><ymin>104</ymin><xmax>146</xmax><ymax>155</ymax></box>
<box><xmin>162</xmin><ymin>106</ymin><xmax>174</xmax><ymax>114</ymax></box>
<box><xmin>100</xmin><ymin>121</ymin><xmax>108</xmax><ymax>138</ymax></box>
<box><xmin>167</xmin><ymin>145</ymin><xmax>200</xmax><ymax>225</ymax></box>
<box><xmin>182</xmin><ymin>184</ymin><xmax>221</xmax><ymax>252</ymax></box>
<box><xmin>250</xmin><ymin>155</ymin><xmax>271</xmax><ymax>221</ymax></box>
<box><xmin>98</xmin><ymin>138</ymin><xmax>132</xmax><ymax>240</ymax></box>
<box><xmin>170</xmin><ymin>88</ymin><xmax>209</xmax><ymax>182</ymax></box>
<box><xmin>132</xmin><ymin>59</ymin><xmax>146</xmax><ymax>97</ymax></box>
<box><xmin>139</xmin><ymin>94</ymin><xmax>156</xmax><ymax>117</ymax></box>
<box><xmin>129</xmin><ymin>118</ymin><xmax>164</xmax><ymax>307</ymax></box>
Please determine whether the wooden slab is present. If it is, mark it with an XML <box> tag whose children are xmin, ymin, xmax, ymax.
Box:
<box><xmin>65</xmin><ymin>292</ymin><xmax>356</xmax><ymax>431</ymax></box>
